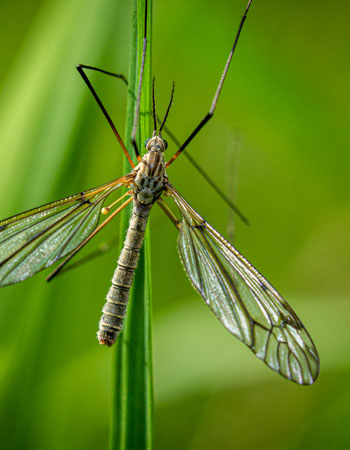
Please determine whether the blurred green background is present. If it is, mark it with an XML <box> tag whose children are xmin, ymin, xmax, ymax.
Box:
<box><xmin>0</xmin><ymin>0</ymin><xmax>349</xmax><ymax>449</ymax></box>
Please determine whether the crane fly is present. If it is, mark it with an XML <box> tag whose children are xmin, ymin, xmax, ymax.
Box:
<box><xmin>0</xmin><ymin>0</ymin><xmax>319</xmax><ymax>385</ymax></box>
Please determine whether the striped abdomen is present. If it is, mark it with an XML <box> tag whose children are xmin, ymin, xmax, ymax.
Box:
<box><xmin>98</xmin><ymin>201</ymin><xmax>151</xmax><ymax>346</ymax></box>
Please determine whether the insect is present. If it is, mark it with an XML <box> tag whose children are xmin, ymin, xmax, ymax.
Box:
<box><xmin>0</xmin><ymin>0</ymin><xmax>319</xmax><ymax>385</ymax></box>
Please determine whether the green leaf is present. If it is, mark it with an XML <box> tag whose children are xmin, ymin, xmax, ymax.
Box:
<box><xmin>110</xmin><ymin>1</ymin><xmax>153</xmax><ymax>449</ymax></box>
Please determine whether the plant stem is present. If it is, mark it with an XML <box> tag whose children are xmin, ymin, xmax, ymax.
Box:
<box><xmin>110</xmin><ymin>0</ymin><xmax>153</xmax><ymax>449</ymax></box>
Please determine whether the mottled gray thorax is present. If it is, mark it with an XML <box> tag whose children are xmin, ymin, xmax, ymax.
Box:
<box><xmin>133</xmin><ymin>150</ymin><xmax>166</xmax><ymax>205</ymax></box>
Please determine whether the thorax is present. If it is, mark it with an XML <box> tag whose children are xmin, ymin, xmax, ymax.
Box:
<box><xmin>132</xmin><ymin>150</ymin><xmax>166</xmax><ymax>205</ymax></box>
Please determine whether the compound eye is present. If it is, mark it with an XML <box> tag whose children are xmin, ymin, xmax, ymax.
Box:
<box><xmin>163</xmin><ymin>139</ymin><xmax>168</xmax><ymax>150</ymax></box>
<box><xmin>144</xmin><ymin>138</ymin><xmax>150</xmax><ymax>147</ymax></box>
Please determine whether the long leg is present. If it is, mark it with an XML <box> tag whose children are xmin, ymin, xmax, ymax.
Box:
<box><xmin>130</xmin><ymin>0</ymin><xmax>149</xmax><ymax>161</ymax></box>
<box><xmin>166</xmin><ymin>0</ymin><xmax>252</xmax><ymax>167</ymax></box>
<box><xmin>46</xmin><ymin>196</ymin><xmax>133</xmax><ymax>282</ymax></box>
<box><xmin>157</xmin><ymin>198</ymin><xmax>181</xmax><ymax>230</ymax></box>
<box><xmin>77</xmin><ymin>65</ymin><xmax>128</xmax><ymax>86</ymax></box>
<box><xmin>82</xmin><ymin>66</ymin><xmax>249</xmax><ymax>225</ymax></box>
<box><xmin>76</xmin><ymin>64</ymin><xmax>135</xmax><ymax>168</ymax></box>
<box><xmin>161</xmin><ymin>123</ymin><xmax>249</xmax><ymax>225</ymax></box>
<box><xmin>56</xmin><ymin>238</ymin><xmax>118</xmax><ymax>278</ymax></box>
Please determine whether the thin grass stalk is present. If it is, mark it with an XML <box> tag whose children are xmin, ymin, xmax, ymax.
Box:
<box><xmin>110</xmin><ymin>0</ymin><xmax>153</xmax><ymax>449</ymax></box>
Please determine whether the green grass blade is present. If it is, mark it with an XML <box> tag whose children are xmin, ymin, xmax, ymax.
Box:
<box><xmin>0</xmin><ymin>1</ymin><xmax>130</xmax><ymax>449</ymax></box>
<box><xmin>110</xmin><ymin>0</ymin><xmax>153</xmax><ymax>449</ymax></box>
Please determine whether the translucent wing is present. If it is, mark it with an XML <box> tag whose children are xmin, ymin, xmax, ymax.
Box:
<box><xmin>167</xmin><ymin>184</ymin><xmax>319</xmax><ymax>385</ymax></box>
<box><xmin>0</xmin><ymin>175</ymin><xmax>131</xmax><ymax>286</ymax></box>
